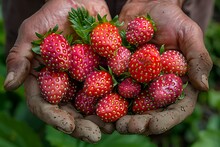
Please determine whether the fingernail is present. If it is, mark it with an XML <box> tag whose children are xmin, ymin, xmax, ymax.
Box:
<box><xmin>201</xmin><ymin>74</ymin><xmax>209</xmax><ymax>90</ymax></box>
<box><xmin>4</xmin><ymin>72</ymin><xmax>15</xmax><ymax>89</ymax></box>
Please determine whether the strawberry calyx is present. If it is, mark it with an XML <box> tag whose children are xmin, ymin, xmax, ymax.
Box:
<box><xmin>146</xmin><ymin>14</ymin><xmax>157</xmax><ymax>32</ymax></box>
<box><xmin>68</xmin><ymin>7</ymin><xmax>123</xmax><ymax>45</ymax></box>
<box><xmin>97</xmin><ymin>14</ymin><xmax>124</xmax><ymax>28</ymax></box>
<box><xmin>68</xmin><ymin>7</ymin><xmax>96</xmax><ymax>44</ymax></box>
<box><xmin>159</xmin><ymin>44</ymin><xmax>165</xmax><ymax>54</ymax></box>
<box><xmin>31</xmin><ymin>25</ymin><xmax>62</xmax><ymax>55</ymax></box>
<box><xmin>120</xmin><ymin>30</ymin><xmax>137</xmax><ymax>52</ymax></box>
<box><xmin>99</xmin><ymin>65</ymin><xmax>118</xmax><ymax>87</ymax></box>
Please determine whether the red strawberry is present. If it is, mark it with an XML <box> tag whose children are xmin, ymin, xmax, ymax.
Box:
<box><xmin>128</xmin><ymin>43</ymin><xmax>162</xmax><ymax>83</ymax></box>
<box><xmin>126</xmin><ymin>15</ymin><xmax>156</xmax><ymax>45</ymax></box>
<box><xmin>161</xmin><ymin>50</ymin><xmax>187</xmax><ymax>76</ymax></box>
<box><xmin>38</xmin><ymin>67</ymin><xmax>69</xmax><ymax>104</ymax></box>
<box><xmin>90</xmin><ymin>16</ymin><xmax>122</xmax><ymax>58</ymax></box>
<box><xmin>96</xmin><ymin>93</ymin><xmax>129</xmax><ymax>122</ymax></box>
<box><xmin>83</xmin><ymin>71</ymin><xmax>113</xmax><ymax>98</ymax></box>
<box><xmin>118</xmin><ymin>77</ymin><xmax>141</xmax><ymax>98</ymax></box>
<box><xmin>132</xmin><ymin>91</ymin><xmax>158</xmax><ymax>114</ymax></box>
<box><xmin>148</xmin><ymin>74</ymin><xmax>183</xmax><ymax>108</ymax></box>
<box><xmin>40</xmin><ymin>33</ymin><xmax>71</xmax><ymax>71</ymax></box>
<box><xmin>61</xmin><ymin>79</ymin><xmax>78</xmax><ymax>103</ymax></box>
<box><xmin>107</xmin><ymin>46</ymin><xmax>131</xmax><ymax>76</ymax></box>
<box><xmin>69</xmin><ymin>44</ymin><xmax>100</xmax><ymax>82</ymax></box>
<box><xmin>73</xmin><ymin>90</ymin><xmax>98</xmax><ymax>115</ymax></box>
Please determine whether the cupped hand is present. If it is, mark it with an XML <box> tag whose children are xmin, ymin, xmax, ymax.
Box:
<box><xmin>116</xmin><ymin>0</ymin><xmax>213</xmax><ymax>135</ymax></box>
<box><xmin>4</xmin><ymin>0</ymin><xmax>113</xmax><ymax>143</ymax></box>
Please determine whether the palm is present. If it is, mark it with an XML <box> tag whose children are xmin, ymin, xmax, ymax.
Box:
<box><xmin>116</xmin><ymin>1</ymin><xmax>213</xmax><ymax>136</ymax></box>
<box><xmin>119</xmin><ymin>1</ymin><xmax>212</xmax><ymax>90</ymax></box>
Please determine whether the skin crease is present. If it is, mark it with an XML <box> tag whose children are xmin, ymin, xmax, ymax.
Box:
<box><xmin>3</xmin><ymin>0</ymin><xmax>213</xmax><ymax>143</ymax></box>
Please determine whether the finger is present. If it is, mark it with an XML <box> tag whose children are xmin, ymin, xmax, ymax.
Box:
<box><xmin>116</xmin><ymin>115</ymin><xmax>132</xmax><ymax>134</ymax></box>
<box><xmin>59</xmin><ymin>103</ymin><xmax>83</xmax><ymax>119</ymax></box>
<box><xmin>178</xmin><ymin>21</ymin><xmax>213</xmax><ymax>91</ymax></box>
<box><xmin>116</xmin><ymin>83</ymin><xmax>199</xmax><ymax>135</ymax></box>
<box><xmin>24</xmin><ymin>74</ymin><xmax>75</xmax><ymax>134</ymax></box>
<box><xmin>85</xmin><ymin>115</ymin><xmax>115</xmax><ymax>134</ymax></box>
<box><xmin>71</xmin><ymin>119</ymin><xmax>101</xmax><ymax>143</ymax></box>
<box><xmin>4</xmin><ymin>45</ymin><xmax>33</xmax><ymax>91</ymax></box>
<box><xmin>83</xmin><ymin>0</ymin><xmax>111</xmax><ymax>20</ymax></box>
<box><xmin>118</xmin><ymin>2</ymin><xmax>138</xmax><ymax>30</ymax></box>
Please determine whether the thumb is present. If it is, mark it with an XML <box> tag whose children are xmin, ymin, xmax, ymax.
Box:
<box><xmin>178</xmin><ymin>22</ymin><xmax>213</xmax><ymax>91</ymax></box>
<box><xmin>4</xmin><ymin>18</ymin><xmax>37</xmax><ymax>91</ymax></box>
<box><xmin>4</xmin><ymin>43</ymin><xmax>33</xmax><ymax>91</ymax></box>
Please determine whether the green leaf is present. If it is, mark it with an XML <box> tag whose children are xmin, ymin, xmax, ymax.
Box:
<box><xmin>46</xmin><ymin>126</ymin><xmax>156</xmax><ymax>147</ymax></box>
<box><xmin>191</xmin><ymin>130</ymin><xmax>220</xmax><ymax>147</ymax></box>
<box><xmin>0</xmin><ymin>138</ymin><xmax>17</xmax><ymax>147</ymax></box>
<box><xmin>46</xmin><ymin>126</ymin><xmax>78</xmax><ymax>147</ymax></box>
<box><xmin>207</xmin><ymin>89</ymin><xmax>220</xmax><ymax>109</ymax></box>
<box><xmin>159</xmin><ymin>44</ymin><xmax>165</xmax><ymax>54</ymax></box>
<box><xmin>0</xmin><ymin>112</ymin><xmax>43</xmax><ymax>147</ymax></box>
<box><xmin>32</xmin><ymin>46</ymin><xmax>41</xmax><ymax>55</ymax></box>
<box><xmin>146</xmin><ymin>14</ymin><xmax>157</xmax><ymax>32</ymax></box>
<box><xmin>68</xmin><ymin>7</ymin><xmax>96</xmax><ymax>44</ymax></box>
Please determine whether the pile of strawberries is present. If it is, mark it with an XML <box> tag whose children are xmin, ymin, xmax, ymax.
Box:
<box><xmin>32</xmin><ymin>7</ymin><xmax>187</xmax><ymax>123</ymax></box>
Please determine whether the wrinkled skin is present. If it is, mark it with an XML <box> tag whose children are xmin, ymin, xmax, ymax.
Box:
<box><xmin>116</xmin><ymin>0</ymin><xmax>213</xmax><ymax>135</ymax></box>
<box><xmin>4</xmin><ymin>0</ymin><xmax>114</xmax><ymax>143</ymax></box>
<box><xmin>4</xmin><ymin>0</ymin><xmax>213</xmax><ymax>143</ymax></box>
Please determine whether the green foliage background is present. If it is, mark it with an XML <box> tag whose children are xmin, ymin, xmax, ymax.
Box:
<box><xmin>0</xmin><ymin>1</ymin><xmax>220</xmax><ymax>147</ymax></box>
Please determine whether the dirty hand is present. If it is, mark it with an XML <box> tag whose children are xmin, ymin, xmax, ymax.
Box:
<box><xmin>116</xmin><ymin>0</ymin><xmax>213</xmax><ymax>135</ymax></box>
<box><xmin>4</xmin><ymin>0</ymin><xmax>113</xmax><ymax>143</ymax></box>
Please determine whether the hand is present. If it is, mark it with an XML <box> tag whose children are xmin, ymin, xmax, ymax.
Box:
<box><xmin>4</xmin><ymin>0</ymin><xmax>113</xmax><ymax>143</ymax></box>
<box><xmin>116</xmin><ymin>0</ymin><xmax>213</xmax><ymax>135</ymax></box>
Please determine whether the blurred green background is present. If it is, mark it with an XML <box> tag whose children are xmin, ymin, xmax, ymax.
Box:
<box><xmin>0</xmin><ymin>1</ymin><xmax>220</xmax><ymax>147</ymax></box>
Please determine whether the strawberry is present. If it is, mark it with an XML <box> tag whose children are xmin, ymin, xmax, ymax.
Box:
<box><xmin>38</xmin><ymin>67</ymin><xmax>69</xmax><ymax>104</ymax></box>
<box><xmin>126</xmin><ymin>15</ymin><xmax>156</xmax><ymax>45</ymax></box>
<box><xmin>148</xmin><ymin>74</ymin><xmax>183</xmax><ymax>108</ymax></box>
<box><xmin>83</xmin><ymin>71</ymin><xmax>113</xmax><ymax>98</ymax></box>
<box><xmin>91</xmin><ymin>21</ymin><xmax>122</xmax><ymax>58</ymax></box>
<box><xmin>69</xmin><ymin>44</ymin><xmax>100</xmax><ymax>82</ymax></box>
<box><xmin>96</xmin><ymin>93</ymin><xmax>129</xmax><ymax>122</ymax></box>
<box><xmin>161</xmin><ymin>50</ymin><xmax>187</xmax><ymax>76</ymax></box>
<box><xmin>32</xmin><ymin>26</ymin><xmax>71</xmax><ymax>71</ymax></box>
<box><xmin>61</xmin><ymin>79</ymin><xmax>78</xmax><ymax>103</ymax></box>
<box><xmin>128</xmin><ymin>43</ymin><xmax>162</xmax><ymax>83</ymax></box>
<box><xmin>132</xmin><ymin>91</ymin><xmax>158</xmax><ymax>114</ymax></box>
<box><xmin>37</xmin><ymin>32</ymin><xmax>70</xmax><ymax>71</ymax></box>
<box><xmin>107</xmin><ymin>46</ymin><xmax>131</xmax><ymax>76</ymax></box>
<box><xmin>73</xmin><ymin>90</ymin><xmax>98</xmax><ymax>115</ymax></box>
<box><xmin>69</xmin><ymin>8</ymin><xmax>123</xmax><ymax>59</ymax></box>
<box><xmin>118</xmin><ymin>77</ymin><xmax>141</xmax><ymax>98</ymax></box>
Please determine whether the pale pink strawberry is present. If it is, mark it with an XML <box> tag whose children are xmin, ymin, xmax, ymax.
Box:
<box><xmin>61</xmin><ymin>79</ymin><xmax>78</xmax><ymax>103</ymax></box>
<box><xmin>73</xmin><ymin>90</ymin><xmax>98</xmax><ymax>115</ymax></box>
<box><xmin>161</xmin><ymin>50</ymin><xmax>187</xmax><ymax>76</ymax></box>
<box><xmin>118</xmin><ymin>77</ymin><xmax>141</xmax><ymax>98</ymax></box>
<box><xmin>38</xmin><ymin>67</ymin><xmax>69</xmax><ymax>104</ymax></box>
<box><xmin>126</xmin><ymin>15</ymin><xmax>156</xmax><ymax>45</ymax></box>
<box><xmin>132</xmin><ymin>91</ymin><xmax>158</xmax><ymax>114</ymax></box>
<box><xmin>96</xmin><ymin>93</ymin><xmax>129</xmax><ymax>122</ymax></box>
<box><xmin>148</xmin><ymin>74</ymin><xmax>183</xmax><ymax>108</ymax></box>
<box><xmin>107</xmin><ymin>46</ymin><xmax>131</xmax><ymax>76</ymax></box>
<box><xmin>69</xmin><ymin>44</ymin><xmax>100</xmax><ymax>82</ymax></box>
